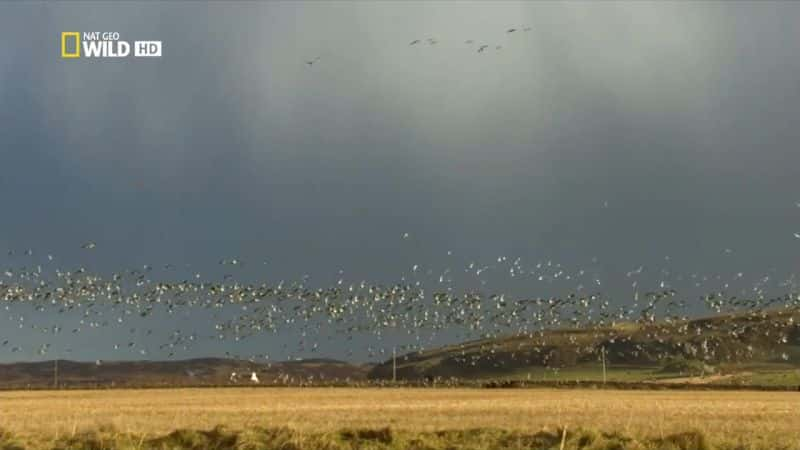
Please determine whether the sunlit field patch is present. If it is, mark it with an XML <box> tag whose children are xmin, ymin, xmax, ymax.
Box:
<box><xmin>1</xmin><ymin>388</ymin><xmax>798</xmax><ymax>449</ymax></box>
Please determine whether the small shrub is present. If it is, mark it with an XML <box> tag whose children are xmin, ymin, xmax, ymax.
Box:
<box><xmin>339</xmin><ymin>427</ymin><xmax>392</xmax><ymax>444</ymax></box>
<box><xmin>0</xmin><ymin>429</ymin><xmax>24</xmax><ymax>450</ymax></box>
<box><xmin>652</xmin><ymin>431</ymin><xmax>711</xmax><ymax>450</ymax></box>
<box><xmin>148</xmin><ymin>426</ymin><xmax>238</xmax><ymax>450</ymax></box>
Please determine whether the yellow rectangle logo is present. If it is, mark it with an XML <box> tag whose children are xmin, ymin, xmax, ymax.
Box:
<box><xmin>61</xmin><ymin>32</ymin><xmax>80</xmax><ymax>58</ymax></box>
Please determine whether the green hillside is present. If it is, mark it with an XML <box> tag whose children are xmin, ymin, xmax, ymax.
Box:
<box><xmin>368</xmin><ymin>308</ymin><xmax>800</xmax><ymax>386</ymax></box>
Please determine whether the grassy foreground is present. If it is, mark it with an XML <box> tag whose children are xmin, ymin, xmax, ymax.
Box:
<box><xmin>0</xmin><ymin>388</ymin><xmax>798</xmax><ymax>449</ymax></box>
<box><xmin>0</xmin><ymin>425</ymin><xmax>725</xmax><ymax>450</ymax></box>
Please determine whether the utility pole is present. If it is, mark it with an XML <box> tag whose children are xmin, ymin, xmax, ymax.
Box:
<box><xmin>54</xmin><ymin>359</ymin><xmax>59</xmax><ymax>389</ymax></box>
<box><xmin>392</xmin><ymin>347</ymin><xmax>397</xmax><ymax>383</ymax></box>
<box><xmin>601</xmin><ymin>347</ymin><xmax>607</xmax><ymax>385</ymax></box>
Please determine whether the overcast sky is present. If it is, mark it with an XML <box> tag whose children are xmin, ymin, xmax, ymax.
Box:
<box><xmin>1</xmin><ymin>2</ymin><xmax>800</xmax><ymax>362</ymax></box>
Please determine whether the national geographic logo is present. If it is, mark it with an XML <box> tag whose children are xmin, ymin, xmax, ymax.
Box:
<box><xmin>61</xmin><ymin>31</ymin><xmax>162</xmax><ymax>59</ymax></box>
<box><xmin>61</xmin><ymin>32</ymin><xmax>81</xmax><ymax>58</ymax></box>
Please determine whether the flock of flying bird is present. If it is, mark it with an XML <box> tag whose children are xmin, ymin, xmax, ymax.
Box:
<box><xmin>414</xmin><ymin>26</ymin><xmax>534</xmax><ymax>53</ymax></box>
<box><xmin>2</xmin><ymin>24</ymin><xmax>798</xmax><ymax>377</ymax></box>
<box><xmin>1</xmin><ymin>231</ymin><xmax>799</xmax><ymax>369</ymax></box>
<box><xmin>304</xmin><ymin>25</ymin><xmax>533</xmax><ymax>66</ymax></box>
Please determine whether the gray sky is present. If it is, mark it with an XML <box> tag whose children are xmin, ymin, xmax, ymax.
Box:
<box><xmin>2</xmin><ymin>1</ymin><xmax>800</xmax><ymax>362</ymax></box>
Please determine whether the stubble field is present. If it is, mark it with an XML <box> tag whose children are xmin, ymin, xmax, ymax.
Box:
<box><xmin>0</xmin><ymin>387</ymin><xmax>798</xmax><ymax>449</ymax></box>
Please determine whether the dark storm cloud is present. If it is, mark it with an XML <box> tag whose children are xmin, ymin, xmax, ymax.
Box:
<box><xmin>1</xmin><ymin>2</ymin><xmax>800</xmax><ymax>360</ymax></box>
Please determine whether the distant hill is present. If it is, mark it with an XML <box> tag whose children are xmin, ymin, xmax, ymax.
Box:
<box><xmin>0</xmin><ymin>358</ymin><xmax>371</xmax><ymax>389</ymax></box>
<box><xmin>368</xmin><ymin>309</ymin><xmax>800</xmax><ymax>386</ymax></box>
<box><xmin>4</xmin><ymin>309</ymin><xmax>799</xmax><ymax>389</ymax></box>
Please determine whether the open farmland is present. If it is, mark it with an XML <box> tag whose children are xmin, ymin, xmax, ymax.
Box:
<box><xmin>0</xmin><ymin>388</ymin><xmax>799</xmax><ymax>449</ymax></box>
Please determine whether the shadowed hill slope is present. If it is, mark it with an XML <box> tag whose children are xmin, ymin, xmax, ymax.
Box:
<box><xmin>0</xmin><ymin>358</ymin><xmax>370</xmax><ymax>388</ymax></box>
<box><xmin>369</xmin><ymin>308</ymin><xmax>800</xmax><ymax>383</ymax></box>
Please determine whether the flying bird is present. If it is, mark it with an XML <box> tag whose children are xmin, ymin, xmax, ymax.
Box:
<box><xmin>507</xmin><ymin>28</ymin><xmax>516</xmax><ymax>33</ymax></box>
<box><xmin>305</xmin><ymin>56</ymin><xmax>321</xmax><ymax>67</ymax></box>
<box><xmin>81</xmin><ymin>242</ymin><xmax>96</xmax><ymax>250</ymax></box>
<box><xmin>477</xmin><ymin>45</ymin><xmax>489</xmax><ymax>53</ymax></box>
<box><xmin>409</xmin><ymin>39</ymin><xmax>420</xmax><ymax>45</ymax></box>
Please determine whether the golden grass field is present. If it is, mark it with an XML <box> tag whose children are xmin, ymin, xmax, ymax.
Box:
<box><xmin>1</xmin><ymin>388</ymin><xmax>799</xmax><ymax>449</ymax></box>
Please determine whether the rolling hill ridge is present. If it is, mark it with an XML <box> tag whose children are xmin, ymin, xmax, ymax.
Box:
<box><xmin>0</xmin><ymin>358</ymin><xmax>370</xmax><ymax>389</ymax></box>
<box><xmin>369</xmin><ymin>308</ymin><xmax>800</xmax><ymax>385</ymax></box>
